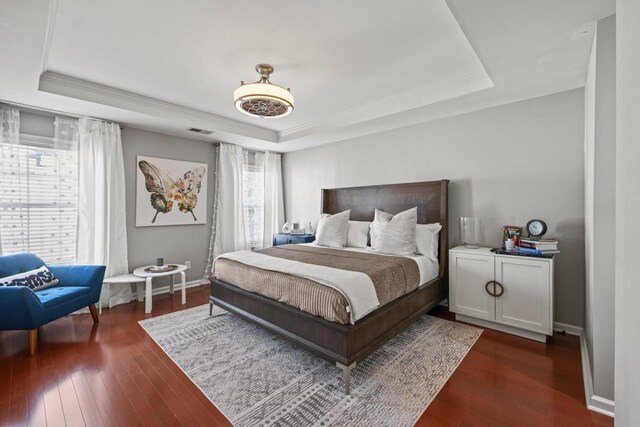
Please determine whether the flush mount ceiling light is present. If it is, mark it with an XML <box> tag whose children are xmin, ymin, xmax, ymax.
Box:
<box><xmin>234</xmin><ymin>64</ymin><xmax>294</xmax><ymax>118</ymax></box>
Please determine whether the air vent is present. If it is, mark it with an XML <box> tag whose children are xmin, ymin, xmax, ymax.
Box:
<box><xmin>187</xmin><ymin>127</ymin><xmax>214</xmax><ymax>135</ymax></box>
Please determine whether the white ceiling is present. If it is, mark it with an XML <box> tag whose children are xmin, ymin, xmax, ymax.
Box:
<box><xmin>0</xmin><ymin>0</ymin><xmax>614</xmax><ymax>152</ymax></box>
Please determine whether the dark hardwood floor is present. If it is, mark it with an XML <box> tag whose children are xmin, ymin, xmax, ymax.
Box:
<box><xmin>0</xmin><ymin>285</ymin><xmax>612</xmax><ymax>427</ymax></box>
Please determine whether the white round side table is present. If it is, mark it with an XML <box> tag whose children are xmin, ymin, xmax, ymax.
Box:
<box><xmin>100</xmin><ymin>274</ymin><xmax>146</xmax><ymax>314</ymax></box>
<box><xmin>133</xmin><ymin>264</ymin><xmax>187</xmax><ymax>314</ymax></box>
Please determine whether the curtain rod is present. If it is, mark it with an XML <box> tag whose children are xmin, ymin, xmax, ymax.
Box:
<box><xmin>211</xmin><ymin>142</ymin><xmax>275</xmax><ymax>155</ymax></box>
<box><xmin>0</xmin><ymin>99</ymin><xmax>124</xmax><ymax>129</ymax></box>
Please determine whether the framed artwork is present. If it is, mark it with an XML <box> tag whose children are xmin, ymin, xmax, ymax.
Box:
<box><xmin>135</xmin><ymin>155</ymin><xmax>208</xmax><ymax>227</ymax></box>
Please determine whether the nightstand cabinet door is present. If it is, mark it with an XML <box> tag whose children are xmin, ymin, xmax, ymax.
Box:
<box><xmin>273</xmin><ymin>234</ymin><xmax>290</xmax><ymax>246</ymax></box>
<box><xmin>272</xmin><ymin>233</ymin><xmax>316</xmax><ymax>246</ymax></box>
<box><xmin>449</xmin><ymin>252</ymin><xmax>495</xmax><ymax>320</ymax></box>
<box><xmin>288</xmin><ymin>234</ymin><xmax>315</xmax><ymax>244</ymax></box>
<box><xmin>494</xmin><ymin>256</ymin><xmax>552</xmax><ymax>335</ymax></box>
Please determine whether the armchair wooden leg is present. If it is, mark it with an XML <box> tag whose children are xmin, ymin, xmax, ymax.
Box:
<box><xmin>89</xmin><ymin>303</ymin><xmax>99</xmax><ymax>324</ymax></box>
<box><xmin>27</xmin><ymin>329</ymin><xmax>38</xmax><ymax>357</ymax></box>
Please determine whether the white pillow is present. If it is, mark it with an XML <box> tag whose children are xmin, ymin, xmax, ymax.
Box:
<box><xmin>315</xmin><ymin>210</ymin><xmax>350</xmax><ymax>247</ymax></box>
<box><xmin>346</xmin><ymin>221</ymin><xmax>370</xmax><ymax>248</ymax></box>
<box><xmin>416</xmin><ymin>223</ymin><xmax>442</xmax><ymax>260</ymax></box>
<box><xmin>0</xmin><ymin>265</ymin><xmax>59</xmax><ymax>291</ymax></box>
<box><xmin>370</xmin><ymin>207</ymin><xmax>417</xmax><ymax>255</ymax></box>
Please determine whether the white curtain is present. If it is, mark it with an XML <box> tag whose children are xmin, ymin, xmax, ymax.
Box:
<box><xmin>0</xmin><ymin>107</ymin><xmax>20</xmax><ymax>256</ymax></box>
<box><xmin>204</xmin><ymin>143</ymin><xmax>284</xmax><ymax>278</ymax></box>
<box><xmin>263</xmin><ymin>151</ymin><xmax>285</xmax><ymax>247</ymax></box>
<box><xmin>213</xmin><ymin>143</ymin><xmax>247</xmax><ymax>256</ymax></box>
<box><xmin>77</xmin><ymin>118</ymin><xmax>132</xmax><ymax>308</ymax></box>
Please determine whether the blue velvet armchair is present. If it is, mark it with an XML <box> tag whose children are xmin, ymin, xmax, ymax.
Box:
<box><xmin>0</xmin><ymin>253</ymin><xmax>106</xmax><ymax>356</ymax></box>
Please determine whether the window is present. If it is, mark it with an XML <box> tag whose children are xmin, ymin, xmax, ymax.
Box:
<box><xmin>242</xmin><ymin>150</ymin><xmax>265</xmax><ymax>250</ymax></box>
<box><xmin>0</xmin><ymin>118</ymin><xmax>79</xmax><ymax>265</ymax></box>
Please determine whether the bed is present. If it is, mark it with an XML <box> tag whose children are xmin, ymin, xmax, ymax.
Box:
<box><xmin>209</xmin><ymin>180</ymin><xmax>449</xmax><ymax>394</ymax></box>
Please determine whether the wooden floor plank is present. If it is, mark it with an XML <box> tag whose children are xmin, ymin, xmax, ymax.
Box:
<box><xmin>96</xmin><ymin>368</ymin><xmax>143</xmax><ymax>427</ymax></box>
<box><xmin>128</xmin><ymin>369</ymin><xmax>182</xmax><ymax>427</ymax></box>
<box><xmin>7</xmin><ymin>371</ymin><xmax>26</xmax><ymax>427</ymax></box>
<box><xmin>82</xmin><ymin>368</ymin><xmax>126</xmax><ymax>426</ymax></box>
<box><xmin>25</xmin><ymin>359</ymin><xmax>46</xmax><ymax>427</ymax></box>
<box><xmin>132</xmin><ymin>352</ymin><xmax>203</xmax><ymax>426</ymax></box>
<box><xmin>70</xmin><ymin>370</ymin><xmax>105</xmax><ymax>427</ymax></box>
<box><xmin>46</xmin><ymin>318</ymin><xmax>87</xmax><ymax>427</ymax></box>
<box><xmin>0</xmin><ymin>285</ymin><xmax>612</xmax><ymax>427</ymax></box>
<box><xmin>55</xmin><ymin>374</ymin><xmax>85</xmax><ymax>427</ymax></box>
<box><xmin>41</xmin><ymin>382</ymin><xmax>66</xmax><ymax>426</ymax></box>
<box><xmin>111</xmin><ymin>367</ymin><xmax>165</xmax><ymax>427</ymax></box>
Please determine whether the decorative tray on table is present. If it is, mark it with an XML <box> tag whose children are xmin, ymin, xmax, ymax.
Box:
<box><xmin>145</xmin><ymin>264</ymin><xmax>178</xmax><ymax>273</ymax></box>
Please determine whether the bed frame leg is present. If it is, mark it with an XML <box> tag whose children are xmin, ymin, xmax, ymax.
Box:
<box><xmin>336</xmin><ymin>362</ymin><xmax>356</xmax><ymax>395</ymax></box>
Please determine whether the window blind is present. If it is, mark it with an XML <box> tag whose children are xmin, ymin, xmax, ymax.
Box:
<box><xmin>0</xmin><ymin>118</ymin><xmax>79</xmax><ymax>265</ymax></box>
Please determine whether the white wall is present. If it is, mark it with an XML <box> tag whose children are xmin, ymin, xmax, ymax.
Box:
<box><xmin>615</xmin><ymin>1</ymin><xmax>640</xmax><ymax>424</ymax></box>
<box><xmin>284</xmin><ymin>89</ymin><xmax>586</xmax><ymax>326</ymax></box>
<box><xmin>584</xmin><ymin>15</ymin><xmax>616</xmax><ymax>407</ymax></box>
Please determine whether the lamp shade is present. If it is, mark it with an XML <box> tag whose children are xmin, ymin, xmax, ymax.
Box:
<box><xmin>234</xmin><ymin>64</ymin><xmax>294</xmax><ymax>118</ymax></box>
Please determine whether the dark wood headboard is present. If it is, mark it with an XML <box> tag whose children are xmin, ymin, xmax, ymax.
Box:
<box><xmin>321</xmin><ymin>180</ymin><xmax>449</xmax><ymax>278</ymax></box>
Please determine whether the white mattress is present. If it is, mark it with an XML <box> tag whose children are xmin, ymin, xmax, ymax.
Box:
<box><xmin>301</xmin><ymin>243</ymin><xmax>439</xmax><ymax>286</ymax></box>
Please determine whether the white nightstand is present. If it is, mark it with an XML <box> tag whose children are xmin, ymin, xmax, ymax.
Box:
<box><xmin>448</xmin><ymin>246</ymin><xmax>554</xmax><ymax>342</ymax></box>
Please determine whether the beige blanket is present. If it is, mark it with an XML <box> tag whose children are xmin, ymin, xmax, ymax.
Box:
<box><xmin>214</xmin><ymin>244</ymin><xmax>420</xmax><ymax>324</ymax></box>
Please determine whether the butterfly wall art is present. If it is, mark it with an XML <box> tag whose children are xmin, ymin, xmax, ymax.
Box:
<box><xmin>135</xmin><ymin>156</ymin><xmax>208</xmax><ymax>227</ymax></box>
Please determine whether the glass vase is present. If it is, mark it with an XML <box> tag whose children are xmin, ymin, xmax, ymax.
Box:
<box><xmin>460</xmin><ymin>217</ymin><xmax>482</xmax><ymax>249</ymax></box>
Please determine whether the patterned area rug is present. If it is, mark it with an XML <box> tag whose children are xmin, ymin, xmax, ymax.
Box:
<box><xmin>140</xmin><ymin>304</ymin><xmax>481</xmax><ymax>426</ymax></box>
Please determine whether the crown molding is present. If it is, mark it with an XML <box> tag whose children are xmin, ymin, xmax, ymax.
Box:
<box><xmin>279</xmin><ymin>71</ymin><xmax>493</xmax><ymax>142</ymax></box>
<box><xmin>38</xmin><ymin>71</ymin><xmax>279</xmax><ymax>143</ymax></box>
<box><xmin>35</xmin><ymin>71</ymin><xmax>586</xmax><ymax>155</ymax></box>
<box><xmin>38</xmin><ymin>69</ymin><xmax>493</xmax><ymax>149</ymax></box>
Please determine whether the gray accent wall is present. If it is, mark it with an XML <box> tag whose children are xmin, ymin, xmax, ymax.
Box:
<box><xmin>121</xmin><ymin>127</ymin><xmax>215</xmax><ymax>289</ymax></box>
<box><xmin>283</xmin><ymin>89</ymin><xmax>586</xmax><ymax>327</ymax></box>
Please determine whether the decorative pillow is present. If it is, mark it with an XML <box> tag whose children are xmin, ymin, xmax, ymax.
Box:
<box><xmin>315</xmin><ymin>210</ymin><xmax>350</xmax><ymax>247</ymax></box>
<box><xmin>369</xmin><ymin>213</ymin><xmax>386</xmax><ymax>249</ymax></box>
<box><xmin>416</xmin><ymin>223</ymin><xmax>443</xmax><ymax>260</ymax></box>
<box><xmin>0</xmin><ymin>266</ymin><xmax>59</xmax><ymax>291</ymax></box>
<box><xmin>346</xmin><ymin>221</ymin><xmax>371</xmax><ymax>248</ymax></box>
<box><xmin>370</xmin><ymin>207</ymin><xmax>418</xmax><ymax>255</ymax></box>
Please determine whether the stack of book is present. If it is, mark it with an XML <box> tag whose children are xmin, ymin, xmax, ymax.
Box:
<box><xmin>517</xmin><ymin>238</ymin><xmax>560</xmax><ymax>255</ymax></box>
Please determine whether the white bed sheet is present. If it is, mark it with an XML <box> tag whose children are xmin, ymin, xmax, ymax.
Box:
<box><xmin>301</xmin><ymin>243</ymin><xmax>439</xmax><ymax>286</ymax></box>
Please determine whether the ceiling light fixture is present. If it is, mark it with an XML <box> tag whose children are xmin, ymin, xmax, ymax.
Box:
<box><xmin>234</xmin><ymin>64</ymin><xmax>294</xmax><ymax>118</ymax></box>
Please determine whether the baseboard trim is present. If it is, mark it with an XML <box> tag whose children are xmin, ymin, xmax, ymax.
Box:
<box><xmin>579</xmin><ymin>330</ymin><xmax>615</xmax><ymax>418</ymax></box>
<box><xmin>553</xmin><ymin>321</ymin><xmax>583</xmax><ymax>336</ymax></box>
<box><xmin>589</xmin><ymin>396</ymin><xmax>615</xmax><ymax>417</ymax></box>
<box><xmin>150</xmin><ymin>279</ymin><xmax>210</xmax><ymax>297</ymax></box>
